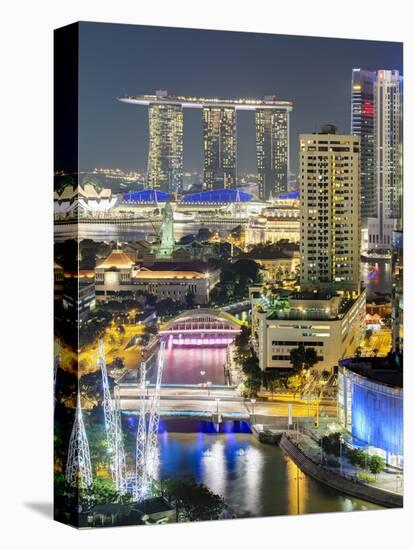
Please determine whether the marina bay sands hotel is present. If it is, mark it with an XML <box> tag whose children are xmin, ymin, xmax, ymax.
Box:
<box><xmin>119</xmin><ymin>91</ymin><xmax>293</xmax><ymax>200</ymax></box>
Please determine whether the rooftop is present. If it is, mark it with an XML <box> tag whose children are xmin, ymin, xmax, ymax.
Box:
<box><xmin>339</xmin><ymin>356</ymin><xmax>403</xmax><ymax>389</ymax></box>
<box><xmin>122</xmin><ymin>189</ymin><xmax>170</xmax><ymax>203</ymax></box>
<box><xmin>96</xmin><ymin>249</ymin><xmax>135</xmax><ymax>269</ymax></box>
<box><xmin>119</xmin><ymin>92</ymin><xmax>292</xmax><ymax>111</ymax></box>
<box><xmin>181</xmin><ymin>188</ymin><xmax>253</xmax><ymax>204</ymax></box>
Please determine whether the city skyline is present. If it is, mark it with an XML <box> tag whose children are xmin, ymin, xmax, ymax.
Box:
<box><xmin>75</xmin><ymin>23</ymin><xmax>402</xmax><ymax>176</ymax></box>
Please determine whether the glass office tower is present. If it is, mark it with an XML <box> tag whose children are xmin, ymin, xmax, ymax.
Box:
<box><xmin>351</xmin><ymin>69</ymin><xmax>376</xmax><ymax>220</ymax></box>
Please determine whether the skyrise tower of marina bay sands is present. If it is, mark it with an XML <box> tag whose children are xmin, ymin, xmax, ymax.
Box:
<box><xmin>119</xmin><ymin>91</ymin><xmax>293</xmax><ymax>199</ymax></box>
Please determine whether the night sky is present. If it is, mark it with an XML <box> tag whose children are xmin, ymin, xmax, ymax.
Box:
<box><xmin>78</xmin><ymin>22</ymin><xmax>402</xmax><ymax>176</ymax></box>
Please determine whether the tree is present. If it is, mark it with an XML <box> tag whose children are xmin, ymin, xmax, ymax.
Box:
<box><xmin>320</xmin><ymin>432</ymin><xmax>342</xmax><ymax>457</ymax></box>
<box><xmin>303</xmin><ymin>347</ymin><xmax>319</xmax><ymax>371</ymax></box>
<box><xmin>368</xmin><ymin>455</ymin><xmax>385</xmax><ymax>479</ymax></box>
<box><xmin>289</xmin><ymin>343</ymin><xmax>305</xmax><ymax>372</ymax></box>
<box><xmin>185</xmin><ymin>292</ymin><xmax>195</xmax><ymax>309</ymax></box>
<box><xmin>160</xmin><ymin>477</ymin><xmax>225</xmax><ymax>522</ymax></box>
<box><xmin>262</xmin><ymin>369</ymin><xmax>280</xmax><ymax>398</ymax></box>
<box><xmin>287</xmin><ymin>374</ymin><xmax>304</xmax><ymax>400</ymax></box>
<box><xmin>347</xmin><ymin>448</ymin><xmax>367</xmax><ymax>468</ymax></box>
<box><xmin>240</xmin><ymin>351</ymin><xmax>262</xmax><ymax>397</ymax></box>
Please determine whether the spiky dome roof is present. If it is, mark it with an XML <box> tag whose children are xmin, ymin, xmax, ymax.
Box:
<box><xmin>54</xmin><ymin>174</ymin><xmax>103</xmax><ymax>195</ymax></box>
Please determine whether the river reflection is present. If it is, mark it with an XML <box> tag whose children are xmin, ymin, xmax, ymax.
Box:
<box><xmin>155</xmin><ymin>421</ymin><xmax>381</xmax><ymax>517</ymax></box>
<box><xmin>361</xmin><ymin>259</ymin><xmax>392</xmax><ymax>299</ymax></box>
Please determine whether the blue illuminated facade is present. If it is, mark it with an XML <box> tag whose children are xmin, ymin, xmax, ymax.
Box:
<box><xmin>276</xmin><ymin>190</ymin><xmax>299</xmax><ymax>200</ymax></box>
<box><xmin>338</xmin><ymin>362</ymin><xmax>403</xmax><ymax>466</ymax></box>
<box><xmin>122</xmin><ymin>189</ymin><xmax>171</xmax><ymax>203</ymax></box>
<box><xmin>181</xmin><ymin>188</ymin><xmax>253</xmax><ymax>204</ymax></box>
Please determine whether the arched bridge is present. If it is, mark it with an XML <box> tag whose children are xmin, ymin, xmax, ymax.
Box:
<box><xmin>159</xmin><ymin>309</ymin><xmax>243</xmax><ymax>347</ymax></box>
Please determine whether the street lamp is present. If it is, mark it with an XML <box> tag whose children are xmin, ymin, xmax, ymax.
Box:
<box><xmin>200</xmin><ymin>370</ymin><xmax>206</xmax><ymax>387</ymax></box>
<box><xmin>206</xmin><ymin>381</ymin><xmax>212</xmax><ymax>396</ymax></box>
<box><xmin>294</xmin><ymin>464</ymin><xmax>304</xmax><ymax>515</ymax></box>
<box><xmin>339</xmin><ymin>435</ymin><xmax>344</xmax><ymax>475</ymax></box>
<box><xmin>145</xmin><ymin>380</ymin><xmax>150</xmax><ymax>397</ymax></box>
<box><xmin>250</xmin><ymin>398</ymin><xmax>256</xmax><ymax>423</ymax></box>
<box><xmin>215</xmin><ymin>397</ymin><xmax>220</xmax><ymax>419</ymax></box>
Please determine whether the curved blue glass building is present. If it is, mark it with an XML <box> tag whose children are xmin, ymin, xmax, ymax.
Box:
<box><xmin>338</xmin><ymin>359</ymin><xmax>403</xmax><ymax>467</ymax></box>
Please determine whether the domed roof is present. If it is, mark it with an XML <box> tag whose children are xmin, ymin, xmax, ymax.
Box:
<box><xmin>276</xmin><ymin>190</ymin><xmax>300</xmax><ymax>200</ymax></box>
<box><xmin>181</xmin><ymin>188</ymin><xmax>253</xmax><ymax>204</ymax></box>
<box><xmin>123</xmin><ymin>189</ymin><xmax>170</xmax><ymax>203</ymax></box>
<box><xmin>80</xmin><ymin>174</ymin><xmax>103</xmax><ymax>192</ymax></box>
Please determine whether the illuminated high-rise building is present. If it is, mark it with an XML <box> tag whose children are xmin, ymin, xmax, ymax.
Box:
<box><xmin>351</xmin><ymin>69</ymin><xmax>376</xmax><ymax>220</ymax></box>
<box><xmin>147</xmin><ymin>91</ymin><xmax>183</xmax><ymax>193</ymax></box>
<box><xmin>256</xmin><ymin>102</ymin><xmax>290</xmax><ymax>199</ymax></box>
<box><xmin>202</xmin><ymin>106</ymin><xmax>236</xmax><ymax>189</ymax></box>
<box><xmin>374</xmin><ymin>70</ymin><xmax>403</xmax><ymax>242</ymax></box>
<box><xmin>300</xmin><ymin>125</ymin><xmax>361</xmax><ymax>294</ymax></box>
<box><xmin>351</xmin><ymin>69</ymin><xmax>403</xmax><ymax>249</ymax></box>
<box><xmin>119</xmin><ymin>92</ymin><xmax>292</xmax><ymax>193</ymax></box>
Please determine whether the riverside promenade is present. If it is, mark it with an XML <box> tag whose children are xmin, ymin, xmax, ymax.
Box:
<box><xmin>279</xmin><ymin>432</ymin><xmax>403</xmax><ymax>508</ymax></box>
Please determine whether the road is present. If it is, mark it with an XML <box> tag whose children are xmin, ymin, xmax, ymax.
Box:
<box><xmin>361</xmin><ymin>329</ymin><xmax>392</xmax><ymax>357</ymax></box>
<box><xmin>119</xmin><ymin>386</ymin><xmax>337</xmax><ymax>418</ymax></box>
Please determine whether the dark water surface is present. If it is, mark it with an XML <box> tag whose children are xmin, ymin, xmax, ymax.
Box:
<box><xmin>151</xmin><ymin>420</ymin><xmax>382</xmax><ymax>517</ymax></box>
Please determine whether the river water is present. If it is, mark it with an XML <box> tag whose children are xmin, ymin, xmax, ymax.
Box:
<box><xmin>153</xmin><ymin>420</ymin><xmax>381</xmax><ymax>517</ymax></box>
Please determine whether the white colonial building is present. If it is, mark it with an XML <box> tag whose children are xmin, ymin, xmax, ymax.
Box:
<box><xmin>252</xmin><ymin>289</ymin><xmax>366</xmax><ymax>372</ymax></box>
<box><xmin>94</xmin><ymin>249</ymin><xmax>219</xmax><ymax>304</ymax></box>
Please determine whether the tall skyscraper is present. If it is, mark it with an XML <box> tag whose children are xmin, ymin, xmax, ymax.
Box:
<box><xmin>256</xmin><ymin>103</ymin><xmax>290</xmax><ymax>200</ymax></box>
<box><xmin>202</xmin><ymin>106</ymin><xmax>236</xmax><ymax>189</ymax></box>
<box><xmin>351</xmin><ymin>69</ymin><xmax>376</xmax><ymax>219</ymax></box>
<box><xmin>147</xmin><ymin>92</ymin><xmax>183</xmax><ymax>193</ymax></box>
<box><xmin>351</xmin><ymin>69</ymin><xmax>403</xmax><ymax>248</ymax></box>
<box><xmin>374</xmin><ymin>70</ymin><xmax>403</xmax><ymax>241</ymax></box>
<box><xmin>300</xmin><ymin>125</ymin><xmax>361</xmax><ymax>295</ymax></box>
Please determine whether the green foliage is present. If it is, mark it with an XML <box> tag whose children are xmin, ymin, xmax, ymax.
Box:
<box><xmin>320</xmin><ymin>432</ymin><xmax>342</xmax><ymax>457</ymax></box>
<box><xmin>262</xmin><ymin>369</ymin><xmax>281</xmax><ymax>396</ymax></box>
<box><xmin>347</xmin><ymin>448</ymin><xmax>367</xmax><ymax>468</ymax></box>
<box><xmin>289</xmin><ymin>344</ymin><xmax>319</xmax><ymax>373</ymax></box>
<box><xmin>357</xmin><ymin>471</ymin><xmax>376</xmax><ymax>483</ymax></box>
<box><xmin>185</xmin><ymin>291</ymin><xmax>195</xmax><ymax>308</ymax></box>
<box><xmin>289</xmin><ymin>343</ymin><xmax>305</xmax><ymax>371</ymax></box>
<box><xmin>160</xmin><ymin>477</ymin><xmax>225</xmax><ymax>522</ymax></box>
<box><xmin>234</xmin><ymin>326</ymin><xmax>262</xmax><ymax>396</ymax></box>
<box><xmin>368</xmin><ymin>455</ymin><xmax>385</xmax><ymax>477</ymax></box>
<box><xmin>210</xmin><ymin>258</ymin><xmax>262</xmax><ymax>304</ymax></box>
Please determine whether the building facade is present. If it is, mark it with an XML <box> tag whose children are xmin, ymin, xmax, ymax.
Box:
<box><xmin>256</xmin><ymin>105</ymin><xmax>290</xmax><ymax>199</ymax></box>
<box><xmin>351</xmin><ymin>69</ymin><xmax>403</xmax><ymax>249</ymax></box>
<box><xmin>147</xmin><ymin>93</ymin><xmax>184</xmax><ymax>193</ymax></box>
<box><xmin>254</xmin><ymin>290</ymin><xmax>366</xmax><ymax>372</ymax></box>
<box><xmin>202</xmin><ymin>106</ymin><xmax>237</xmax><ymax>189</ymax></box>
<box><xmin>94</xmin><ymin>250</ymin><xmax>218</xmax><ymax>304</ymax></box>
<box><xmin>351</xmin><ymin>69</ymin><xmax>376</xmax><ymax>220</ymax></box>
<box><xmin>373</xmin><ymin>70</ymin><xmax>403</xmax><ymax>246</ymax></box>
<box><xmin>299</xmin><ymin>127</ymin><xmax>361</xmax><ymax>294</ymax></box>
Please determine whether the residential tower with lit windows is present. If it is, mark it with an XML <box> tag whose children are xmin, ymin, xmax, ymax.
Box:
<box><xmin>299</xmin><ymin>126</ymin><xmax>361</xmax><ymax>295</ymax></box>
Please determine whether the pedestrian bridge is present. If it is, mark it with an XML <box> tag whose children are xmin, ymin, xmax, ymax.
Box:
<box><xmin>159</xmin><ymin>308</ymin><xmax>243</xmax><ymax>346</ymax></box>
